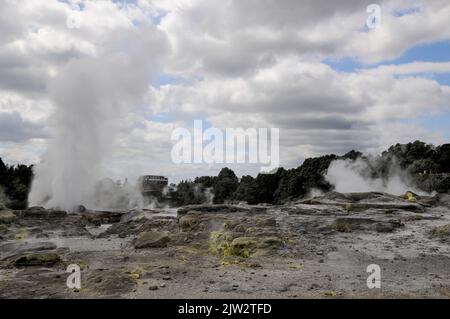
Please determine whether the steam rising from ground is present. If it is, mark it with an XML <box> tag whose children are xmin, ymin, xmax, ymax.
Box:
<box><xmin>28</xmin><ymin>26</ymin><xmax>167</xmax><ymax>211</ymax></box>
<box><xmin>204</xmin><ymin>187</ymin><xmax>215</xmax><ymax>204</ymax></box>
<box><xmin>0</xmin><ymin>187</ymin><xmax>9</xmax><ymax>209</ymax></box>
<box><xmin>92</xmin><ymin>178</ymin><xmax>144</xmax><ymax>210</ymax></box>
<box><xmin>325</xmin><ymin>158</ymin><xmax>427</xmax><ymax>195</ymax></box>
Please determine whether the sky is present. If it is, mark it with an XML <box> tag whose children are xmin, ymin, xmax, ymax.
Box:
<box><xmin>0</xmin><ymin>0</ymin><xmax>449</xmax><ymax>183</ymax></box>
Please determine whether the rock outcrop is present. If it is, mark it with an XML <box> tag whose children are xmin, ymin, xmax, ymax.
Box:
<box><xmin>134</xmin><ymin>231</ymin><xmax>171</xmax><ymax>249</ymax></box>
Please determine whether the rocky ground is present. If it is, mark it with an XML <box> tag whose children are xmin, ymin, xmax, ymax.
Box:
<box><xmin>0</xmin><ymin>191</ymin><xmax>449</xmax><ymax>299</ymax></box>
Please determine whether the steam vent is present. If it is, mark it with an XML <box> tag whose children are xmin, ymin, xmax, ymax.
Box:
<box><xmin>139</xmin><ymin>175</ymin><xmax>168</xmax><ymax>198</ymax></box>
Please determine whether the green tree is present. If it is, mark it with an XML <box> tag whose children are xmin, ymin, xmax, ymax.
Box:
<box><xmin>213</xmin><ymin>167</ymin><xmax>239</xmax><ymax>204</ymax></box>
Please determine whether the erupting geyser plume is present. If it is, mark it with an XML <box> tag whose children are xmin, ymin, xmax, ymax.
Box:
<box><xmin>28</xmin><ymin>26</ymin><xmax>167</xmax><ymax>211</ymax></box>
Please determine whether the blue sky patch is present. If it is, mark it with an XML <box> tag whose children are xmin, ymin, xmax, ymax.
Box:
<box><xmin>324</xmin><ymin>41</ymin><xmax>450</xmax><ymax>75</ymax></box>
<box><xmin>149</xmin><ymin>112</ymin><xmax>176</xmax><ymax>123</ymax></box>
<box><xmin>152</xmin><ymin>74</ymin><xmax>183</xmax><ymax>88</ymax></box>
<box><xmin>391</xmin><ymin>6</ymin><xmax>421</xmax><ymax>17</ymax></box>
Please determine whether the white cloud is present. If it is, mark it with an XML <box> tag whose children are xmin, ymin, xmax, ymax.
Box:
<box><xmin>156</xmin><ymin>0</ymin><xmax>450</xmax><ymax>75</ymax></box>
<box><xmin>152</xmin><ymin>57</ymin><xmax>450</xmax><ymax>168</ymax></box>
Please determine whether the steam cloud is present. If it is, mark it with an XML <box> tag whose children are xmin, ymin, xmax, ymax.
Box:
<box><xmin>28</xmin><ymin>25</ymin><xmax>167</xmax><ymax>211</ymax></box>
<box><xmin>325</xmin><ymin>158</ymin><xmax>428</xmax><ymax>195</ymax></box>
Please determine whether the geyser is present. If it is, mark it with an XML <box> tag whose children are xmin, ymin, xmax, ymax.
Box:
<box><xmin>28</xmin><ymin>26</ymin><xmax>167</xmax><ymax>211</ymax></box>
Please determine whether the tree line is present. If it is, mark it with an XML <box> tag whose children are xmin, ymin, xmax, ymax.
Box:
<box><xmin>167</xmin><ymin>141</ymin><xmax>450</xmax><ymax>206</ymax></box>
<box><xmin>1</xmin><ymin>140</ymin><xmax>449</xmax><ymax>209</ymax></box>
